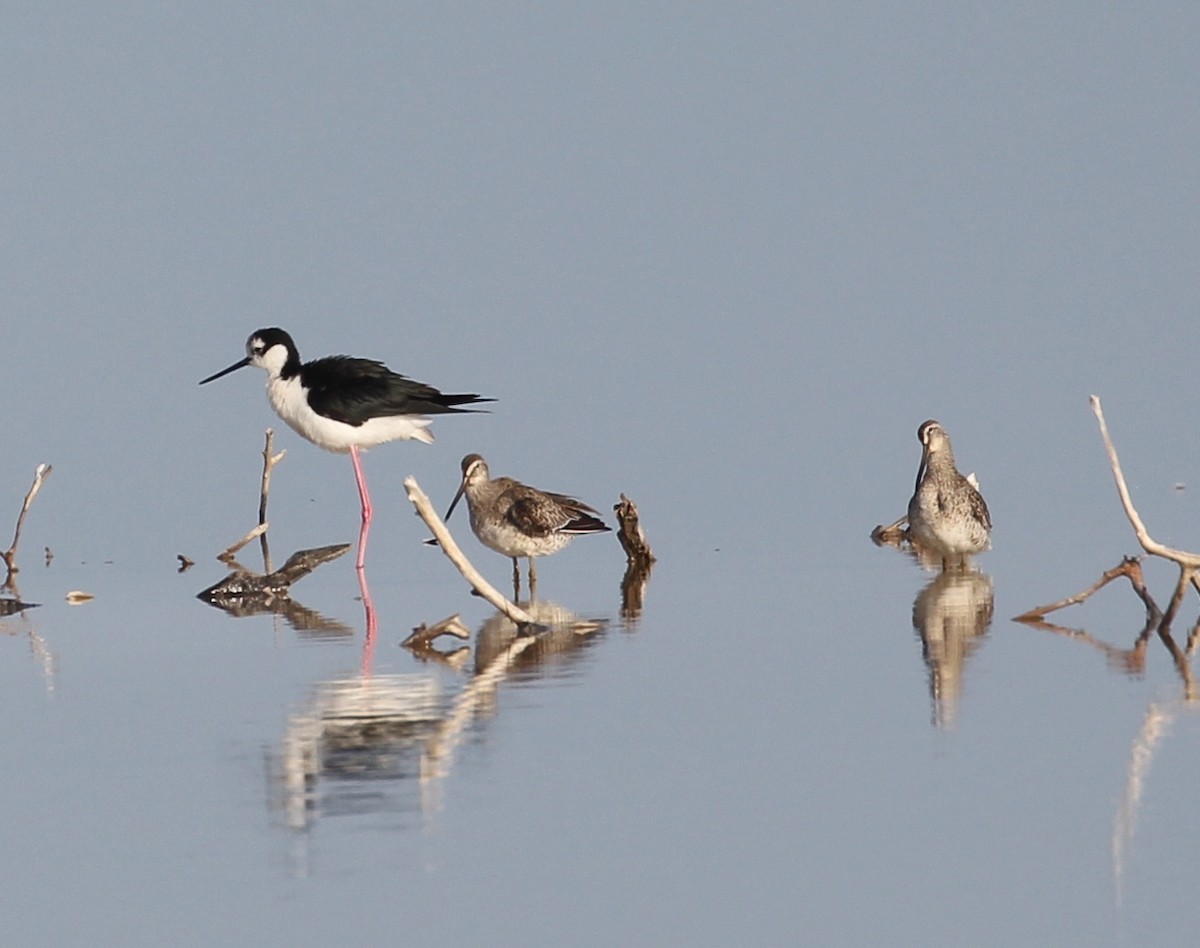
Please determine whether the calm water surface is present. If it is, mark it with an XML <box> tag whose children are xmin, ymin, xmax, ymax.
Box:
<box><xmin>3</xmin><ymin>3</ymin><xmax>1200</xmax><ymax>945</ymax></box>
<box><xmin>1</xmin><ymin>434</ymin><xmax>1197</xmax><ymax>946</ymax></box>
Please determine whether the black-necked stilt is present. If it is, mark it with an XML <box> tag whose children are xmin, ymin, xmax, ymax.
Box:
<box><xmin>907</xmin><ymin>419</ymin><xmax>991</xmax><ymax>569</ymax></box>
<box><xmin>201</xmin><ymin>328</ymin><xmax>491</xmax><ymax>569</ymax></box>
<box><xmin>445</xmin><ymin>453</ymin><xmax>610</xmax><ymax>597</ymax></box>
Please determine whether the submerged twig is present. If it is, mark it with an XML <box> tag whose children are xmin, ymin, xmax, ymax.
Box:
<box><xmin>403</xmin><ymin>476</ymin><xmax>536</xmax><ymax>628</ymax></box>
<box><xmin>3</xmin><ymin>463</ymin><xmax>52</xmax><ymax>580</ymax></box>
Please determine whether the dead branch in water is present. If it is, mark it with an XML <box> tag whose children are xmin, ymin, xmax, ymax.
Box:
<box><xmin>1015</xmin><ymin>557</ymin><xmax>1160</xmax><ymax>625</ymax></box>
<box><xmin>870</xmin><ymin>516</ymin><xmax>908</xmax><ymax>547</ymax></box>
<box><xmin>207</xmin><ymin>430</ymin><xmax>285</xmax><ymax>569</ymax></box>
<box><xmin>614</xmin><ymin>493</ymin><xmax>655</xmax><ymax>566</ymax></box>
<box><xmin>1016</xmin><ymin>397</ymin><xmax>1200</xmax><ymax>696</ymax></box>
<box><xmin>199</xmin><ymin>436</ymin><xmax>350</xmax><ymax>635</ymax></box>
<box><xmin>259</xmin><ymin>429</ymin><xmax>286</xmax><ymax>571</ymax></box>
<box><xmin>403</xmin><ymin>614</ymin><xmax>472</xmax><ymax>648</ymax></box>
<box><xmin>403</xmin><ymin>476</ymin><xmax>537</xmax><ymax>629</ymax></box>
<box><xmin>200</xmin><ymin>543</ymin><xmax>351</xmax><ymax>600</ymax></box>
<box><xmin>613</xmin><ymin>493</ymin><xmax>655</xmax><ymax>623</ymax></box>
<box><xmin>2</xmin><ymin>463</ymin><xmax>52</xmax><ymax>582</ymax></box>
<box><xmin>1091</xmin><ymin>396</ymin><xmax>1200</xmax><ymax>568</ymax></box>
<box><xmin>218</xmin><ymin>523</ymin><xmax>269</xmax><ymax>564</ymax></box>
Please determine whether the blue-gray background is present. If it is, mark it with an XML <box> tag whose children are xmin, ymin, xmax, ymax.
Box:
<box><xmin>2</xmin><ymin>4</ymin><xmax>1198</xmax><ymax>945</ymax></box>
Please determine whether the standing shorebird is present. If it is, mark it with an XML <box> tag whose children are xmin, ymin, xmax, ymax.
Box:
<box><xmin>907</xmin><ymin>419</ymin><xmax>991</xmax><ymax>569</ymax></box>
<box><xmin>201</xmin><ymin>328</ymin><xmax>491</xmax><ymax>569</ymax></box>
<box><xmin>444</xmin><ymin>453</ymin><xmax>610</xmax><ymax>598</ymax></box>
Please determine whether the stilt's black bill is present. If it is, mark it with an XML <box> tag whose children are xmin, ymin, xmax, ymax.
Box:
<box><xmin>199</xmin><ymin>357</ymin><xmax>251</xmax><ymax>385</ymax></box>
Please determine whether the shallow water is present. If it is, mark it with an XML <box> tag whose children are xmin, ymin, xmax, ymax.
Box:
<box><xmin>3</xmin><ymin>4</ymin><xmax>1200</xmax><ymax>945</ymax></box>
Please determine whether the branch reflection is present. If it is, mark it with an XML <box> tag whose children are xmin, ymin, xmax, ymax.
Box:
<box><xmin>1015</xmin><ymin>563</ymin><xmax>1200</xmax><ymax>912</ymax></box>
<box><xmin>273</xmin><ymin>672</ymin><xmax>445</xmax><ymax>831</ymax></box>
<box><xmin>0</xmin><ymin>592</ymin><xmax>53</xmax><ymax>694</ymax></box>
<box><xmin>197</xmin><ymin>543</ymin><xmax>354</xmax><ymax>639</ymax></box>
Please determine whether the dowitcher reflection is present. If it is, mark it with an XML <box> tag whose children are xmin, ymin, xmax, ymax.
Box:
<box><xmin>912</xmin><ymin>570</ymin><xmax>994</xmax><ymax>728</ymax></box>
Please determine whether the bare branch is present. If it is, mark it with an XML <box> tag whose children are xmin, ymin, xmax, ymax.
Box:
<box><xmin>1019</xmin><ymin>400</ymin><xmax>1200</xmax><ymax>691</ymax></box>
<box><xmin>201</xmin><ymin>543</ymin><xmax>350</xmax><ymax>599</ymax></box>
<box><xmin>258</xmin><ymin>429</ymin><xmax>286</xmax><ymax>572</ymax></box>
<box><xmin>403</xmin><ymin>476</ymin><xmax>536</xmax><ymax>627</ymax></box>
<box><xmin>218</xmin><ymin>522</ymin><xmax>269</xmax><ymax>562</ymax></box>
<box><xmin>870</xmin><ymin>516</ymin><xmax>908</xmax><ymax>547</ymax></box>
<box><xmin>614</xmin><ymin>493</ymin><xmax>655</xmax><ymax>565</ymax></box>
<box><xmin>1014</xmin><ymin>557</ymin><xmax>1160</xmax><ymax>624</ymax></box>
<box><xmin>3</xmin><ymin>463</ymin><xmax>52</xmax><ymax>578</ymax></box>
<box><xmin>1090</xmin><ymin>395</ymin><xmax>1200</xmax><ymax>568</ymax></box>
<box><xmin>403</xmin><ymin>614</ymin><xmax>472</xmax><ymax>648</ymax></box>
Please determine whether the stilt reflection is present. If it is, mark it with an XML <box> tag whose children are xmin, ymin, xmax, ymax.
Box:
<box><xmin>271</xmin><ymin>601</ymin><xmax>605</xmax><ymax>841</ymax></box>
<box><xmin>273</xmin><ymin>673</ymin><xmax>445</xmax><ymax>831</ymax></box>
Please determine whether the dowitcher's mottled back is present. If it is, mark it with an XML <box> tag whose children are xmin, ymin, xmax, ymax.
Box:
<box><xmin>445</xmin><ymin>454</ymin><xmax>610</xmax><ymax>596</ymax></box>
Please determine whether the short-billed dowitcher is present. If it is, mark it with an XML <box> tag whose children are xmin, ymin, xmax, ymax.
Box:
<box><xmin>445</xmin><ymin>454</ymin><xmax>610</xmax><ymax>595</ymax></box>
<box><xmin>907</xmin><ymin>419</ymin><xmax>991</xmax><ymax>567</ymax></box>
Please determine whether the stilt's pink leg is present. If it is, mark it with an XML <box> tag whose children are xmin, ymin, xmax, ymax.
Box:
<box><xmin>358</xmin><ymin>564</ymin><xmax>377</xmax><ymax>677</ymax></box>
<box><xmin>350</xmin><ymin>446</ymin><xmax>372</xmax><ymax>570</ymax></box>
<box><xmin>350</xmin><ymin>447</ymin><xmax>376</xmax><ymax>661</ymax></box>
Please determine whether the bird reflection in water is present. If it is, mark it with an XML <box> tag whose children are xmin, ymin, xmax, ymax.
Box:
<box><xmin>472</xmin><ymin>601</ymin><xmax>607</xmax><ymax>680</ymax></box>
<box><xmin>271</xmin><ymin>602</ymin><xmax>605</xmax><ymax>842</ymax></box>
<box><xmin>911</xmin><ymin>569</ymin><xmax>994</xmax><ymax>728</ymax></box>
<box><xmin>273</xmin><ymin>673</ymin><xmax>445</xmax><ymax>831</ymax></box>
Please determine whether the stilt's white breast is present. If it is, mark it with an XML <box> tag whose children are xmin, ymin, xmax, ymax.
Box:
<box><xmin>266</xmin><ymin>376</ymin><xmax>433</xmax><ymax>453</ymax></box>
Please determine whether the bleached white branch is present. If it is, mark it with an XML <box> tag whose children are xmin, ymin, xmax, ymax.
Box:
<box><xmin>3</xmin><ymin>463</ymin><xmax>52</xmax><ymax>577</ymax></box>
<box><xmin>403</xmin><ymin>476</ymin><xmax>535</xmax><ymax>627</ymax></box>
<box><xmin>1090</xmin><ymin>395</ymin><xmax>1200</xmax><ymax>568</ymax></box>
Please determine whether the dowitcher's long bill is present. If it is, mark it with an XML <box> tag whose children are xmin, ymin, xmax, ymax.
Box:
<box><xmin>906</xmin><ymin>419</ymin><xmax>991</xmax><ymax>569</ymax></box>
<box><xmin>201</xmin><ymin>327</ymin><xmax>492</xmax><ymax>569</ymax></box>
<box><xmin>444</xmin><ymin>453</ymin><xmax>610</xmax><ymax>596</ymax></box>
